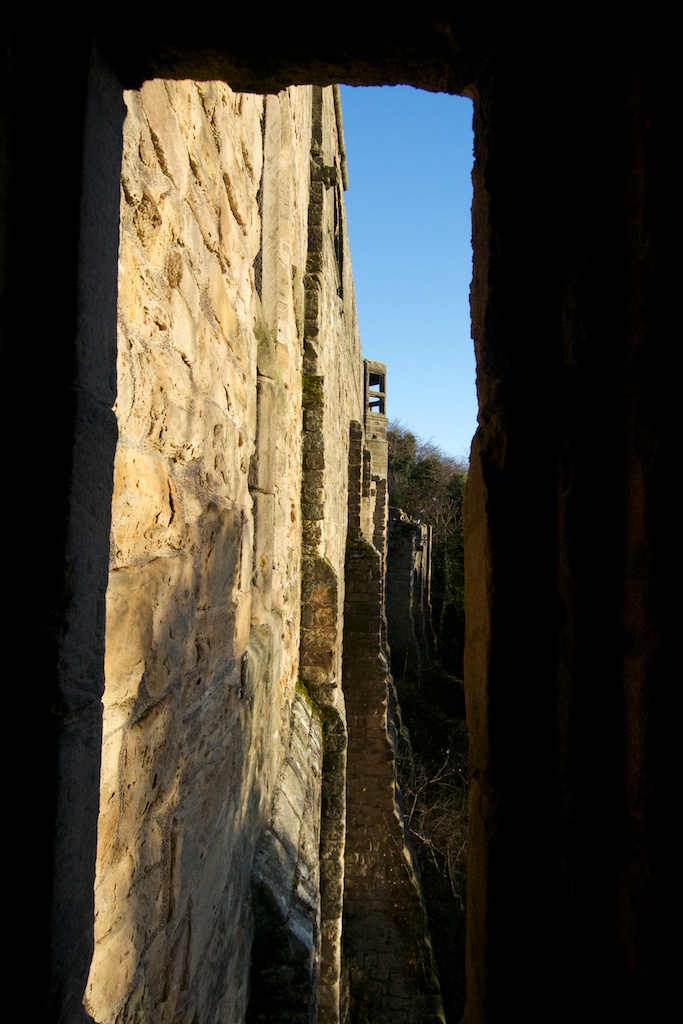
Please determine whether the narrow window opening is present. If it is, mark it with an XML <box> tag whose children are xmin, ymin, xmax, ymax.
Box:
<box><xmin>367</xmin><ymin>367</ymin><xmax>386</xmax><ymax>414</ymax></box>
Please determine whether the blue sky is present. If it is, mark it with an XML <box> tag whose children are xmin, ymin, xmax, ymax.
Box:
<box><xmin>340</xmin><ymin>85</ymin><xmax>476</xmax><ymax>463</ymax></box>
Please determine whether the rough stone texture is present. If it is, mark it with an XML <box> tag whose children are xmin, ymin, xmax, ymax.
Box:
<box><xmin>4</xmin><ymin>11</ymin><xmax>677</xmax><ymax>1024</ymax></box>
<box><xmin>297</xmin><ymin>87</ymin><xmax>367</xmax><ymax>1024</ymax></box>
<box><xmin>343</xmin><ymin>537</ymin><xmax>444</xmax><ymax>1024</ymax></box>
<box><xmin>249</xmin><ymin>690</ymin><xmax>324</xmax><ymax>1024</ymax></box>
<box><xmin>75</xmin><ymin>76</ymin><xmax>430</xmax><ymax>1024</ymax></box>
<box><xmin>387</xmin><ymin>510</ymin><xmax>435</xmax><ymax>683</ymax></box>
<box><xmin>83</xmin><ymin>81</ymin><xmax>339</xmax><ymax>1024</ymax></box>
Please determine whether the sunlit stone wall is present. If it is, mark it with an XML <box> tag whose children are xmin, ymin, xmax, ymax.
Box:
<box><xmin>86</xmin><ymin>80</ymin><xmax>331</xmax><ymax>1023</ymax></box>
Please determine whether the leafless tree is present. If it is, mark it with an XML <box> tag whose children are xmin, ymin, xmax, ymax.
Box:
<box><xmin>399</xmin><ymin>748</ymin><xmax>468</xmax><ymax>912</ymax></box>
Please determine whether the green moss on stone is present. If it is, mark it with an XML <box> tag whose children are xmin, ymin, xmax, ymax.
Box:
<box><xmin>302</xmin><ymin>373</ymin><xmax>324</xmax><ymax>404</ymax></box>
<box><xmin>295</xmin><ymin>679</ymin><xmax>323</xmax><ymax>723</ymax></box>
<box><xmin>345</xmin><ymin>534</ymin><xmax>378</xmax><ymax>557</ymax></box>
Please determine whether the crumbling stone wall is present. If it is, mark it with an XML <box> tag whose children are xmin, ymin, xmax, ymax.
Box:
<box><xmin>85</xmin><ymin>79</ymin><xmax>315</xmax><ymax>1024</ymax></box>
<box><xmin>343</xmin><ymin>538</ymin><xmax>443</xmax><ymax>1024</ymax></box>
<box><xmin>387</xmin><ymin>510</ymin><xmax>435</xmax><ymax>682</ymax></box>
<box><xmin>81</xmin><ymin>77</ymin><xmax>435</xmax><ymax>1024</ymax></box>
<box><xmin>340</xmin><ymin>379</ymin><xmax>442</xmax><ymax>1024</ymax></box>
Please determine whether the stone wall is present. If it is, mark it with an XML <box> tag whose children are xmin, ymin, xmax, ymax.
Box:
<box><xmin>387</xmin><ymin>510</ymin><xmax>435</xmax><ymax>683</ymax></box>
<box><xmin>81</xmin><ymin>78</ymin><xmax>437</xmax><ymax>1024</ymax></box>
<box><xmin>5</xmin><ymin>12</ymin><xmax>676</xmax><ymax>1024</ymax></box>
<box><xmin>85</xmin><ymin>78</ymin><xmax>313</xmax><ymax>1024</ymax></box>
<box><xmin>343</xmin><ymin>537</ymin><xmax>443</xmax><ymax>1024</ymax></box>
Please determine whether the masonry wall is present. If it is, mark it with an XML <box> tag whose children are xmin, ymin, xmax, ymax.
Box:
<box><xmin>80</xmin><ymin>77</ymin><xmax>436</xmax><ymax>1024</ymax></box>
<box><xmin>387</xmin><ymin>510</ymin><xmax>434</xmax><ymax>683</ymax></box>
<box><xmin>85</xmin><ymin>79</ymin><xmax>314</xmax><ymax>1024</ymax></box>
<box><xmin>343</xmin><ymin>537</ymin><xmax>443</xmax><ymax>1024</ymax></box>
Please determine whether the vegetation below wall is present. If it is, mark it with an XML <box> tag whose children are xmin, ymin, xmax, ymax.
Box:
<box><xmin>387</xmin><ymin>422</ymin><xmax>469</xmax><ymax>1023</ymax></box>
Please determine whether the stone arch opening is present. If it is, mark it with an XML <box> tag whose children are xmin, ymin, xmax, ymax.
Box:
<box><xmin>5</xmin><ymin>14</ymin><xmax>674</xmax><ymax>1024</ymax></box>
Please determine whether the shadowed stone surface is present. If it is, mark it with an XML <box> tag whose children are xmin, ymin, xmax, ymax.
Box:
<box><xmin>3</xmin><ymin>10</ymin><xmax>676</xmax><ymax>1024</ymax></box>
